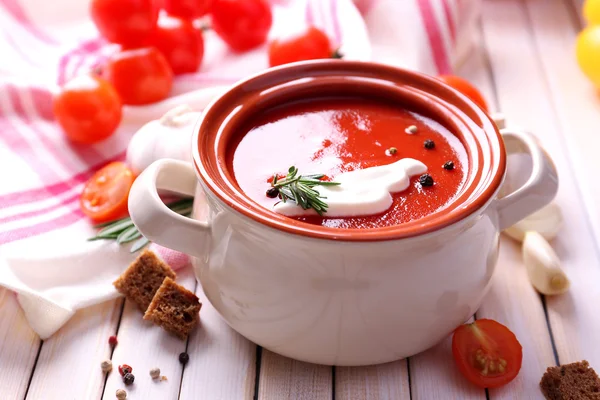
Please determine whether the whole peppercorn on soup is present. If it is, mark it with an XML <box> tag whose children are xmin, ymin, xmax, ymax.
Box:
<box><xmin>230</xmin><ymin>97</ymin><xmax>468</xmax><ymax>228</ymax></box>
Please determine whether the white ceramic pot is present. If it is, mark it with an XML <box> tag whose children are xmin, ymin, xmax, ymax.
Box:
<box><xmin>128</xmin><ymin>61</ymin><xmax>558</xmax><ymax>366</ymax></box>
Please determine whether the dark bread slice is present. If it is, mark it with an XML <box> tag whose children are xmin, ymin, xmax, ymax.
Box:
<box><xmin>540</xmin><ymin>360</ymin><xmax>600</xmax><ymax>399</ymax></box>
<box><xmin>113</xmin><ymin>249</ymin><xmax>176</xmax><ymax>312</ymax></box>
<box><xmin>143</xmin><ymin>277</ymin><xmax>202</xmax><ymax>339</ymax></box>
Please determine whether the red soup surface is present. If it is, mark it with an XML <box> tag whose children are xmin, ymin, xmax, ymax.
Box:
<box><xmin>230</xmin><ymin>98</ymin><xmax>468</xmax><ymax>229</ymax></box>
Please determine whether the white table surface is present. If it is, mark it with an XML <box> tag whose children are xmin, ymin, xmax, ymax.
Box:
<box><xmin>2</xmin><ymin>0</ymin><xmax>599</xmax><ymax>399</ymax></box>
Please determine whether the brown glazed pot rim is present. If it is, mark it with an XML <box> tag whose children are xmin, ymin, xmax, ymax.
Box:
<box><xmin>193</xmin><ymin>60</ymin><xmax>505</xmax><ymax>241</ymax></box>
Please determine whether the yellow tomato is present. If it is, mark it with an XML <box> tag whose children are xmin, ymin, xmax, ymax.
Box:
<box><xmin>576</xmin><ymin>25</ymin><xmax>600</xmax><ymax>87</ymax></box>
<box><xmin>584</xmin><ymin>0</ymin><xmax>600</xmax><ymax>25</ymax></box>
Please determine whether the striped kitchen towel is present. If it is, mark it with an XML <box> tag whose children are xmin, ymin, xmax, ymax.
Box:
<box><xmin>0</xmin><ymin>0</ymin><xmax>481</xmax><ymax>338</ymax></box>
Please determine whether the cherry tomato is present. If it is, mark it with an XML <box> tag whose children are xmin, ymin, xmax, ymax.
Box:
<box><xmin>576</xmin><ymin>26</ymin><xmax>600</xmax><ymax>87</ymax></box>
<box><xmin>269</xmin><ymin>26</ymin><xmax>334</xmax><ymax>67</ymax></box>
<box><xmin>105</xmin><ymin>47</ymin><xmax>173</xmax><ymax>105</ymax></box>
<box><xmin>211</xmin><ymin>0</ymin><xmax>273</xmax><ymax>52</ymax></box>
<box><xmin>437</xmin><ymin>75</ymin><xmax>489</xmax><ymax>112</ymax></box>
<box><xmin>146</xmin><ymin>17</ymin><xmax>204</xmax><ymax>74</ymax></box>
<box><xmin>164</xmin><ymin>0</ymin><xmax>213</xmax><ymax>19</ymax></box>
<box><xmin>53</xmin><ymin>75</ymin><xmax>122</xmax><ymax>144</ymax></box>
<box><xmin>584</xmin><ymin>0</ymin><xmax>600</xmax><ymax>25</ymax></box>
<box><xmin>90</xmin><ymin>0</ymin><xmax>159</xmax><ymax>48</ymax></box>
<box><xmin>80</xmin><ymin>162</ymin><xmax>135</xmax><ymax>222</ymax></box>
<box><xmin>452</xmin><ymin>319</ymin><xmax>523</xmax><ymax>388</ymax></box>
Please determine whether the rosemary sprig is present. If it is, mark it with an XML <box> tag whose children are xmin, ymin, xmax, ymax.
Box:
<box><xmin>271</xmin><ymin>166</ymin><xmax>340</xmax><ymax>216</ymax></box>
<box><xmin>88</xmin><ymin>198</ymin><xmax>194</xmax><ymax>253</ymax></box>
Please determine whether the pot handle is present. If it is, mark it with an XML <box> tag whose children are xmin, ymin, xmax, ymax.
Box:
<box><xmin>128</xmin><ymin>159</ymin><xmax>210</xmax><ymax>257</ymax></box>
<box><xmin>496</xmin><ymin>129</ymin><xmax>558</xmax><ymax>230</ymax></box>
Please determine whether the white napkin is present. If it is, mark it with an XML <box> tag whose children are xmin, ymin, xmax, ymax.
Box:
<box><xmin>0</xmin><ymin>0</ymin><xmax>481</xmax><ymax>338</ymax></box>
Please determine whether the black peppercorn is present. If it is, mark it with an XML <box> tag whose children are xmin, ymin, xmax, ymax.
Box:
<box><xmin>266</xmin><ymin>187</ymin><xmax>279</xmax><ymax>198</ymax></box>
<box><xmin>419</xmin><ymin>174</ymin><xmax>434</xmax><ymax>187</ymax></box>
<box><xmin>443</xmin><ymin>161</ymin><xmax>454</xmax><ymax>170</ymax></box>
<box><xmin>179</xmin><ymin>352</ymin><xmax>190</xmax><ymax>365</ymax></box>
<box><xmin>123</xmin><ymin>373</ymin><xmax>135</xmax><ymax>385</ymax></box>
<box><xmin>424</xmin><ymin>139</ymin><xmax>435</xmax><ymax>149</ymax></box>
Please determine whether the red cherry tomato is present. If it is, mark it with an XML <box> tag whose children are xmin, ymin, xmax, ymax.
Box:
<box><xmin>104</xmin><ymin>47</ymin><xmax>173</xmax><ymax>105</ymax></box>
<box><xmin>90</xmin><ymin>0</ymin><xmax>159</xmax><ymax>48</ymax></box>
<box><xmin>211</xmin><ymin>0</ymin><xmax>273</xmax><ymax>52</ymax></box>
<box><xmin>147</xmin><ymin>17</ymin><xmax>204</xmax><ymax>74</ymax></box>
<box><xmin>164</xmin><ymin>0</ymin><xmax>213</xmax><ymax>19</ymax></box>
<box><xmin>452</xmin><ymin>319</ymin><xmax>523</xmax><ymax>388</ymax></box>
<box><xmin>53</xmin><ymin>75</ymin><xmax>122</xmax><ymax>144</ymax></box>
<box><xmin>80</xmin><ymin>162</ymin><xmax>135</xmax><ymax>222</ymax></box>
<box><xmin>269</xmin><ymin>26</ymin><xmax>333</xmax><ymax>67</ymax></box>
<box><xmin>437</xmin><ymin>75</ymin><xmax>489</xmax><ymax>112</ymax></box>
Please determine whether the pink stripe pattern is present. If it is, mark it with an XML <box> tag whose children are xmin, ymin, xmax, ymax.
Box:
<box><xmin>416</xmin><ymin>0</ymin><xmax>452</xmax><ymax>74</ymax></box>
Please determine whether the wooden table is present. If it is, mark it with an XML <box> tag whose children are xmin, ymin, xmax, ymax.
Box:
<box><xmin>2</xmin><ymin>0</ymin><xmax>599</xmax><ymax>398</ymax></box>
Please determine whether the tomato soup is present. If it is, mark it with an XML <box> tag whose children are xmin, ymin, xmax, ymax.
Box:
<box><xmin>230</xmin><ymin>98</ymin><xmax>468</xmax><ymax>229</ymax></box>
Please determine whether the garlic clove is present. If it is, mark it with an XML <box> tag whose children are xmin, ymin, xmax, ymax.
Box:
<box><xmin>522</xmin><ymin>231</ymin><xmax>570</xmax><ymax>295</ymax></box>
<box><xmin>503</xmin><ymin>202</ymin><xmax>562</xmax><ymax>242</ymax></box>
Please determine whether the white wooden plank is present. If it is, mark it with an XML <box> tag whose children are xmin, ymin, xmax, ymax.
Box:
<box><xmin>407</xmin><ymin>37</ymin><xmax>488</xmax><ymax>400</ymax></box>
<box><xmin>258</xmin><ymin>349</ymin><xmax>332</xmax><ymax>400</ymax></box>
<box><xmin>0</xmin><ymin>289</ymin><xmax>40</xmax><ymax>400</ymax></box>
<box><xmin>102</xmin><ymin>268</ymin><xmax>196</xmax><ymax>400</ymax></box>
<box><xmin>335</xmin><ymin>360</ymin><xmax>410</xmax><ymax>400</ymax></box>
<box><xmin>410</xmin><ymin>319</ymin><xmax>484</xmax><ymax>400</ymax></box>
<box><xmin>178</xmin><ymin>275</ymin><xmax>256</xmax><ymax>400</ymax></box>
<box><xmin>26</xmin><ymin>299</ymin><xmax>122</xmax><ymax>400</ymax></box>
<box><xmin>481</xmin><ymin>0</ymin><xmax>600</xmax><ymax>387</ymax></box>
<box><xmin>478</xmin><ymin>238</ymin><xmax>557</xmax><ymax>397</ymax></box>
<box><xmin>517</xmin><ymin>0</ymin><xmax>600</xmax><ymax>367</ymax></box>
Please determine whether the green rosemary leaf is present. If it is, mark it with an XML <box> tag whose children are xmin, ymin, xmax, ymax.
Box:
<box><xmin>97</xmin><ymin>218</ymin><xmax>135</xmax><ymax>236</ymax></box>
<box><xmin>311</xmin><ymin>180</ymin><xmax>341</xmax><ymax>186</ymax></box>
<box><xmin>117</xmin><ymin>225</ymin><xmax>142</xmax><ymax>244</ymax></box>
<box><xmin>269</xmin><ymin>166</ymin><xmax>339</xmax><ymax>214</ymax></box>
<box><xmin>88</xmin><ymin>198</ymin><xmax>192</xmax><ymax>253</ymax></box>
<box><xmin>87</xmin><ymin>233</ymin><xmax>120</xmax><ymax>242</ymax></box>
<box><xmin>130</xmin><ymin>237</ymin><xmax>150</xmax><ymax>253</ymax></box>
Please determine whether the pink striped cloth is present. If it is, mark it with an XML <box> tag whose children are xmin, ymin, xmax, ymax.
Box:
<box><xmin>0</xmin><ymin>0</ymin><xmax>480</xmax><ymax>338</ymax></box>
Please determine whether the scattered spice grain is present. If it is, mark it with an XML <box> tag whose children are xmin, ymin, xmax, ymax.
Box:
<box><xmin>116</xmin><ymin>389</ymin><xmax>127</xmax><ymax>399</ymax></box>
<box><xmin>101</xmin><ymin>360</ymin><xmax>113</xmax><ymax>373</ymax></box>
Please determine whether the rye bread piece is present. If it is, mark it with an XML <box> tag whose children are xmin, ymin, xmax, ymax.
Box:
<box><xmin>540</xmin><ymin>360</ymin><xmax>600</xmax><ymax>399</ymax></box>
<box><xmin>113</xmin><ymin>250</ymin><xmax>176</xmax><ymax>312</ymax></box>
<box><xmin>143</xmin><ymin>277</ymin><xmax>202</xmax><ymax>339</ymax></box>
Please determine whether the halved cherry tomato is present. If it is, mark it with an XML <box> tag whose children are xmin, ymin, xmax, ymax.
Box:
<box><xmin>147</xmin><ymin>17</ymin><xmax>204</xmax><ymax>74</ymax></box>
<box><xmin>104</xmin><ymin>47</ymin><xmax>173</xmax><ymax>105</ymax></box>
<box><xmin>53</xmin><ymin>75</ymin><xmax>122</xmax><ymax>144</ymax></box>
<box><xmin>269</xmin><ymin>26</ymin><xmax>334</xmax><ymax>67</ymax></box>
<box><xmin>164</xmin><ymin>0</ymin><xmax>213</xmax><ymax>19</ymax></box>
<box><xmin>90</xmin><ymin>0</ymin><xmax>159</xmax><ymax>48</ymax></box>
<box><xmin>452</xmin><ymin>319</ymin><xmax>523</xmax><ymax>388</ymax></box>
<box><xmin>437</xmin><ymin>75</ymin><xmax>489</xmax><ymax>112</ymax></box>
<box><xmin>80</xmin><ymin>162</ymin><xmax>135</xmax><ymax>222</ymax></box>
<box><xmin>211</xmin><ymin>0</ymin><xmax>272</xmax><ymax>52</ymax></box>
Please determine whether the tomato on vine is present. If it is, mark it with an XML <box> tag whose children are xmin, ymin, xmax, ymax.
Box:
<box><xmin>146</xmin><ymin>17</ymin><xmax>204</xmax><ymax>74</ymax></box>
<box><xmin>164</xmin><ymin>0</ymin><xmax>213</xmax><ymax>19</ymax></box>
<box><xmin>438</xmin><ymin>75</ymin><xmax>489</xmax><ymax>112</ymax></box>
<box><xmin>104</xmin><ymin>47</ymin><xmax>174</xmax><ymax>105</ymax></box>
<box><xmin>211</xmin><ymin>0</ymin><xmax>273</xmax><ymax>52</ymax></box>
<box><xmin>53</xmin><ymin>75</ymin><xmax>122</xmax><ymax>144</ymax></box>
<box><xmin>269</xmin><ymin>26</ymin><xmax>338</xmax><ymax>67</ymax></box>
<box><xmin>90</xmin><ymin>0</ymin><xmax>159</xmax><ymax>48</ymax></box>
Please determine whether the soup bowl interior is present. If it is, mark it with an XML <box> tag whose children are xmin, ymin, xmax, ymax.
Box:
<box><xmin>193</xmin><ymin>60</ymin><xmax>505</xmax><ymax>241</ymax></box>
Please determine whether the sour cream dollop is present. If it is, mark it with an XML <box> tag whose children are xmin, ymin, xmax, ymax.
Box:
<box><xmin>273</xmin><ymin>158</ymin><xmax>427</xmax><ymax>217</ymax></box>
